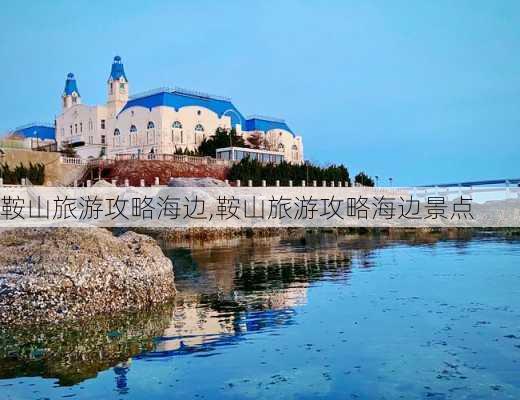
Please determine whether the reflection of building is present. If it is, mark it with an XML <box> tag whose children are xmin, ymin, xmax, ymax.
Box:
<box><xmin>113</xmin><ymin>359</ymin><xmax>131</xmax><ymax>395</ymax></box>
<box><xmin>154</xmin><ymin>300</ymin><xmax>235</xmax><ymax>352</ymax></box>
<box><xmin>52</xmin><ymin>56</ymin><xmax>304</xmax><ymax>162</ymax></box>
<box><xmin>149</xmin><ymin>237</ymin><xmax>354</xmax><ymax>356</ymax></box>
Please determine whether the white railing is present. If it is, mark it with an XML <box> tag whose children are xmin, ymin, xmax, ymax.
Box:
<box><xmin>112</xmin><ymin>153</ymin><xmax>234</xmax><ymax>166</ymax></box>
<box><xmin>59</xmin><ymin>153</ymin><xmax>237</xmax><ymax>167</ymax></box>
<box><xmin>129</xmin><ymin>86</ymin><xmax>232</xmax><ymax>102</ymax></box>
<box><xmin>59</xmin><ymin>156</ymin><xmax>89</xmax><ymax>165</ymax></box>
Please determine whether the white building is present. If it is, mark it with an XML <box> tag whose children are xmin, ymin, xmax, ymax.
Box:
<box><xmin>55</xmin><ymin>56</ymin><xmax>304</xmax><ymax>163</ymax></box>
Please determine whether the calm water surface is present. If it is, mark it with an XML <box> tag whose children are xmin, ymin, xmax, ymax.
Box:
<box><xmin>1</xmin><ymin>233</ymin><xmax>519</xmax><ymax>399</ymax></box>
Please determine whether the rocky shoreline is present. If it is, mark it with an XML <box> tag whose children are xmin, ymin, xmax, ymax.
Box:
<box><xmin>1</xmin><ymin>226</ymin><xmax>515</xmax><ymax>327</ymax></box>
<box><xmin>0</xmin><ymin>228</ymin><xmax>176</xmax><ymax>326</ymax></box>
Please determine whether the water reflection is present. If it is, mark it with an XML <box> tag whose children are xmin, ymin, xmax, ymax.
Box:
<box><xmin>0</xmin><ymin>233</ymin><xmax>364</xmax><ymax>385</ymax></box>
<box><xmin>1</xmin><ymin>230</ymin><xmax>516</xmax><ymax>399</ymax></box>
<box><xmin>0</xmin><ymin>304</ymin><xmax>174</xmax><ymax>385</ymax></box>
<box><xmin>141</xmin><ymin>235</ymin><xmax>357</xmax><ymax>360</ymax></box>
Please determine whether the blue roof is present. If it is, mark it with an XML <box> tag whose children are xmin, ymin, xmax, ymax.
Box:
<box><xmin>119</xmin><ymin>88</ymin><xmax>246</xmax><ymax>127</ymax></box>
<box><xmin>244</xmin><ymin>116</ymin><xmax>293</xmax><ymax>134</ymax></box>
<box><xmin>109</xmin><ymin>56</ymin><xmax>127</xmax><ymax>81</ymax></box>
<box><xmin>14</xmin><ymin>123</ymin><xmax>55</xmax><ymax>140</ymax></box>
<box><xmin>63</xmin><ymin>73</ymin><xmax>79</xmax><ymax>96</ymax></box>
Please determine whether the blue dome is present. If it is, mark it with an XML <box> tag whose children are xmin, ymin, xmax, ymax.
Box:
<box><xmin>14</xmin><ymin>123</ymin><xmax>56</xmax><ymax>140</ymax></box>
<box><xmin>109</xmin><ymin>56</ymin><xmax>127</xmax><ymax>81</ymax></box>
<box><xmin>63</xmin><ymin>73</ymin><xmax>79</xmax><ymax>96</ymax></box>
<box><xmin>119</xmin><ymin>88</ymin><xmax>246</xmax><ymax>127</ymax></box>
<box><xmin>244</xmin><ymin>116</ymin><xmax>293</xmax><ymax>134</ymax></box>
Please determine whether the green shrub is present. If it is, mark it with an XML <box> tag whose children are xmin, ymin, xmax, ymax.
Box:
<box><xmin>227</xmin><ymin>158</ymin><xmax>350</xmax><ymax>186</ymax></box>
<box><xmin>0</xmin><ymin>162</ymin><xmax>45</xmax><ymax>185</ymax></box>
<box><xmin>354</xmin><ymin>172</ymin><xmax>375</xmax><ymax>187</ymax></box>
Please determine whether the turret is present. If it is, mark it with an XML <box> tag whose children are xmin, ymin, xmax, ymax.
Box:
<box><xmin>62</xmin><ymin>73</ymin><xmax>81</xmax><ymax>109</ymax></box>
<box><xmin>107</xmin><ymin>56</ymin><xmax>129</xmax><ymax>116</ymax></box>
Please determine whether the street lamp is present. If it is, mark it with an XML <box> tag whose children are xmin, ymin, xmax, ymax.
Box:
<box><xmin>375</xmin><ymin>175</ymin><xmax>379</xmax><ymax>187</ymax></box>
<box><xmin>389</xmin><ymin>177</ymin><xmax>393</xmax><ymax>187</ymax></box>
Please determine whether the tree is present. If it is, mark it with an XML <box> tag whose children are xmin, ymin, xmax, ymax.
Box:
<box><xmin>354</xmin><ymin>172</ymin><xmax>374</xmax><ymax>187</ymax></box>
<box><xmin>197</xmin><ymin>127</ymin><xmax>248</xmax><ymax>157</ymax></box>
<box><xmin>0</xmin><ymin>162</ymin><xmax>45</xmax><ymax>185</ymax></box>
<box><xmin>227</xmin><ymin>158</ymin><xmax>351</xmax><ymax>186</ymax></box>
<box><xmin>247</xmin><ymin>132</ymin><xmax>264</xmax><ymax>149</ymax></box>
<box><xmin>174</xmin><ymin>147</ymin><xmax>198</xmax><ymax>156</ymax></box>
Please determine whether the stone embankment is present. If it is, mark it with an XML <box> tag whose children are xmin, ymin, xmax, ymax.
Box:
<box><xmin>99</xmin><ymin>159</ymin><xmax>230</xmax><ymax>186</ymax></box>
<box><xmin>0</xmin><ymin>228</ymin><xmax>175</xmax><ymax>326</ymax></box>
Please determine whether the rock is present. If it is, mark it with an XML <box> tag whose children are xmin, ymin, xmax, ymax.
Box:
<box><xmin>92</xmin><ymin>179</ymin><xmax>115</xmax><ymax>187</ymax></box>
<box><xmin>0</xmin><ymin>228</ymin><xmax>175</xmax><ymax>326</ymax></box>
<box><xmin>167</xmin><ymin>177</ymin><xmax>229</xmax><ymax>187</ymax></box>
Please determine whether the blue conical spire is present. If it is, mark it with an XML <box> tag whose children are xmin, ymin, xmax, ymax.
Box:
<box><xmin>63</xmin><ymin>73</ymin><xmax>80</xmax><ymax>96</ymax></box>
<box><xmin>109</xmin><ymin>56</ymin><xmax>127</xmax><ymax>81</ymax></box>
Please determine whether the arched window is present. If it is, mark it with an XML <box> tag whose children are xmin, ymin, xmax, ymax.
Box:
<box><xmin>171</xmin><ymin>121</ymin><xmax>184</xmax><ymax>144</ymax></box>
<box><xmin>129</xmin><ymin>125</ymin><xmax>137</xmax><ymax>146</ymax></box>
<box><xmin>292</xmin><ymin>144</ymin><xmax>299</xmax><ymax>161</ymax></box>
<box><xmin>114</xmin><ymin>129</ymin><xmax>120</xmax><ymax>146</ymax></box>
<box><xmin>195</xmin><ymin>124</ymin><xmax>204</xmax><ymax>132</ymax></box>
<box><xmin>146</xmin><ymin>121</ymin><xmax>156</xmax><ymax>145</ymax></box>
<box><xmin>278</xmin><ymin>143</ymin><xmax>285</xmax><ymax>151</ymax></box>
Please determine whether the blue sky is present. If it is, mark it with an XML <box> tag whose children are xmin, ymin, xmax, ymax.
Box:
<box><xmin>0</xmin><ymin>0</ymin><xmax>518</xmax><ymax>185</ymax></box>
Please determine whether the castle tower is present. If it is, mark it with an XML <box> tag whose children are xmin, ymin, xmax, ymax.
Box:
<box><xmin>107</xmin><ymin>56</ymin><xmax>129</xmax><ymax>117</ymax></box>
<box><xmin>62</xmin><ymin>73</ymin><xmax>81</xmax><ymax>109</ymax></box>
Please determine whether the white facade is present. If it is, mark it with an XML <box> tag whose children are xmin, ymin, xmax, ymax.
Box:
<box><xmin>56</xmin><ymin>57</ymin><xmax>304</xmax><ymax>163</ymax></box>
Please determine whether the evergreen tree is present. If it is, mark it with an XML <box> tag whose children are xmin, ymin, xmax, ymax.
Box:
<box><xmin>227</xmin><ymin>158</ymin><xmax>351</xmax><ymax>186</ymax></box>
<box><xmin>197</xmin><ymin>128</ymin><xmax>248</xmax><ymax>157</ymax></box>
<box><xmin>0</xmin><ymin>162</ymin><xmax>45</xmax><ymax>185</ymax></box>
<box><xmin>354</xmin><ymin>172</ymin><xmax>374</xmax><ymax>187</ymax></box>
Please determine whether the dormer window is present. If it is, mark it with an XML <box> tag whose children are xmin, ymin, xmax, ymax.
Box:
<box><xmin>195</xmin><ymin>124</ymin><xmax>204</xmax><ymax>132</ymax></box>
